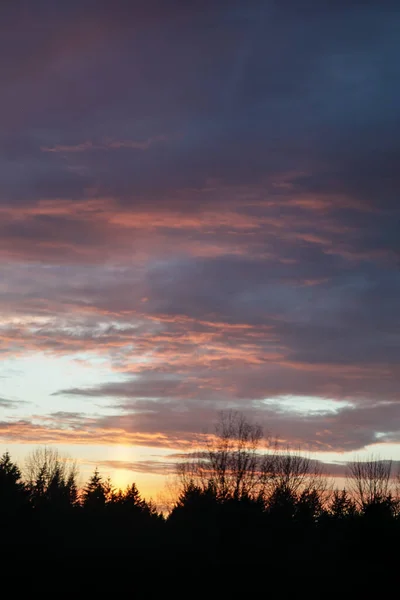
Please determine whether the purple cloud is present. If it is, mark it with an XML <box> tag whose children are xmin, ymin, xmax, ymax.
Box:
<box><xmin>0</xmin><ymin>0</ymin><xmax>399</xmax><ymax>458</ymax></box>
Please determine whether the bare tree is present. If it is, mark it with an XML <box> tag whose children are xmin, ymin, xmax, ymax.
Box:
<box><xmin>393</xmin><ymin>469</ymin><xmax>400</xmax><ymax>517</ymax></box>
<box><xmin>347</xmin><ymin>455</ymin><xmax>393</xmax><ymax>509</ymax></box>
<box><xmin>178</xmin><ymin>411</ymin><xmax>270</xmax><ymax>502</ymax></box>
<box><xmin>24</xmin><ymin>447</ymin><xmax>78</xmax><ymax>507</ymax></box>
<box><xmin>269</xmin><ymin>449</ymin><xmax>313</xmax><ymax>494</ymax></box>
<box><xmin>268</xmin><ymin>445</ymin><xmax>329</xmax><ymax>495</ymax></box>
<box><xmin>264</xmin><ymin>445</ymin><xmax>329</xmax><ymax>518</ymax></box>
<box><xmin>177</xmin><ymin>412</ymin><xmax>332</xmax><ymax>515</ymax></box>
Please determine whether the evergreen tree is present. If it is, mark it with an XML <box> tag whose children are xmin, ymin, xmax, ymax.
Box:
<box><xmin>123</xmin><ymin>483</ymin><xmax>146</xmax><ymax>511</ymax></box>
<box><xmin>329</xmin><ymin>489</ymin><xmax>357</xmax><ymax>520</ymax></box>
<box><xmin>82</xmin><ymin>468</ymin><xmax>107</xmax><ymax>511</ymax></box>
<box><xmin>66</xmin><ymin>470</ymin><xmax>79</xmax><ymax>508</ymax></box>
<box><xmin>25</xmin><ymin>447</ymin><xmax>79</xmax><ymax>511</ymax></box>
<box><xmin>0</xmin><ymin>452</ymin><xmax>27</xmax><ymax>512</ymax></box>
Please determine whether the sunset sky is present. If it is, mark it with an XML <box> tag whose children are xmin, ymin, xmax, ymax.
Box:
<box><xmin>1</xmin><ymin>0</ymin><xmax>399</xmax><ymax>498</ymax></box>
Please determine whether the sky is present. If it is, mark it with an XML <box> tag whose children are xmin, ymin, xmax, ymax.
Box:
<box><xmin>1</xmin><ymin>0</ymin><xmax>399</xmax><ymax>498</ymax></box>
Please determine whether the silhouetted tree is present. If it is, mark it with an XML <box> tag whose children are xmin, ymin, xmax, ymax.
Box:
<box><xmin>109</xmin><ymin>482</ymin><xmax>155</xmax><ymax>521</ymax></box>
<box><xmin>120</xmin><ymin>483</ymin><xmax>145</xmax><ymax>509</ymax></box>
<box><xmin>66</xmin><ymin>470</ymin><xmax>79</xmax><ymax>507</ymax></box>
<box><xmin>348</xmin><ymin>456</ymin><xmax>393</xmax><ymax>510</ymax></box>
<box><xmin>1</xmin><ymin>432</ymin><xmax>399</xmax><ymax>573</ymax></box>
<box><xmin>178</xmin><ymin>411</ymin><xmax>270</xmax><ymax>502</ymax></box>
<box><xmin>172</xmin><ymin>481</ymin><xmax>218</xmax><ymax>516</ymax></box>
<box><xmin>329</xmin><ymin>489</ymin><xmax>357</xmax><ymax>520</ymax></box>
<box><xmin>268</xmin><ymin>449</ymin><xmax>327</xmax><ymax>498</ymax></box>
<box><xmin>0</xmin><ymin>452</ymin><xmax>27</xmax><ymax>512</ymax></box>
<box><xmin>82</xmin><ymin>468</ymin><xmax>109</xmax><ymax>511</ymax></box>
<box><xmin>168</xmin><ymin>481</ymin><xmax>220</xmax><ymax>561</ymax></box>
<box><xmin>295</xmin><ymin>488</ymin><xmax>323</xmax><ymax>525</ymax></box>
<box><xmin>24</xmin><ymin>447</ymin><xmax>78</xmax><ymax>511</ymax></box>
<box><xmin>267</xmin><ymin>484</ymin><xmax>297</xmax><ymax>522</ymax></box>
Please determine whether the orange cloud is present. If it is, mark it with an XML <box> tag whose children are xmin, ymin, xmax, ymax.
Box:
<box><xmin>0</xmin><ymin>186</ymin><xmax>393</xmax><ymax>268</ymax></box>
<box><xmin>0</xmin><ymin>418</ymin><xmax>206</xmax><ymax>450</ymax></box>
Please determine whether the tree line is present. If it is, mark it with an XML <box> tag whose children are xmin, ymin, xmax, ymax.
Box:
<box><xmin>1</xmin><ymin>412</ymin><xmax>399</xmax><ymax>571</ymax></box>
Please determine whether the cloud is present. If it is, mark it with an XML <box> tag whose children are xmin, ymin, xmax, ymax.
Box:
<box><xmin>0</xmin><ymin>0</ymin><xmax>399</xmax><ymax>458</ymax></box>
<box><xmin>41</xmin><ymin>135</ymin><xmax>169</xmax><ymax>153</ymax></box>
<box><xmin>0</xmin><ymin>248</ymin><xmax>399</xmax><ymax>454</ymax></box>
<box><xmin>0</xmin><ymin>416</ymin><xmax>205</xmax><ymax>450</ymax></box>
<box><xmin>0</xmin><ymin>397</ymin><xmax>28</xmax><ymax>409</ymax></box>
<box><xmin>86</xmin><ymin>459</ymin><xmax>177</xmax><ymax>477</ymax></box>
<box><xmin>0</xmin><ymin>252</ymin><xmax>399</xmax><ymax>454</ymax></box>
<box><xmin>1</xmin><ymin>393</ymin><xmax>400</xmax><ymax>455</ymax></box>
<box><xmin>93</xmin><ymin>454</ymin><xmax>400</xmax><ymax>480</ymax></box>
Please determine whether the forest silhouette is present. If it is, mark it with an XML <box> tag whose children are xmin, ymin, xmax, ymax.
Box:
<box><xmin>1</xmin><ymin>412</ymin><xmax>399</xmax><ymax>572</ymax></box>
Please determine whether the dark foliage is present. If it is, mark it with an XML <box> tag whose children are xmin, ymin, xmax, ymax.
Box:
<box><xmin>1</xmin><ymin>438</ymin><xmax>399</xmax><ymax>577</ymax></box>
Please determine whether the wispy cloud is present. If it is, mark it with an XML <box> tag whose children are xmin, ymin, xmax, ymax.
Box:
<box><xmin>41</xmin><ymin>135</ymin><xmax>169</xmax><ymax>153</ymax></box>
<box><xmin>86</xmin><ymin>459</ymin><xmax>178</xmax><ymax>476</ymax></box>
<box><xmin>0</xmin><ymin>397</ymin><xmax>28</xmax><ymax>409</ymax></box>
<box><xmin>88</xmin><ymin>455</ymin><xmax>400</xmax><ymax>479</ymax></box>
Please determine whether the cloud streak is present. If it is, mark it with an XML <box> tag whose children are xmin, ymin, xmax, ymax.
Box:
<box><xmin>41</xmin><ymin>135</ymin><xmax>170</xmax><ymax>153</ymax></box>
